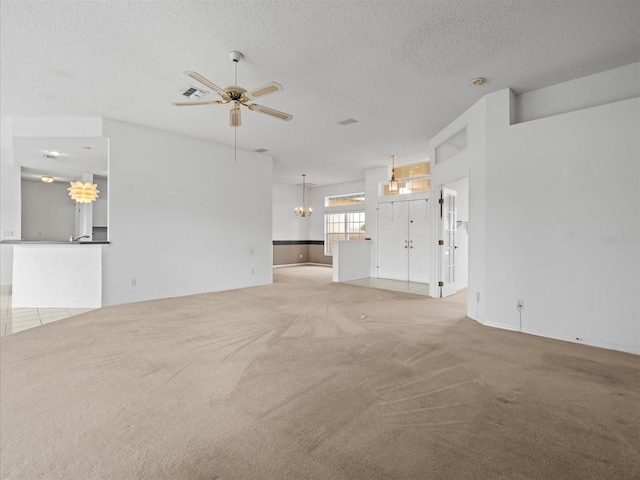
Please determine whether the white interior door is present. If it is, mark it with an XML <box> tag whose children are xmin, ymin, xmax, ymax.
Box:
<box><xmin>440</xmin><ymin>188</ymin><xmax>457</xmax><ymax>297</ymax></box>
<box><xmin>408</xmin><ymin>199</ymin><xmax>429</xmax><ymax>283</ymax></box>
<box><xmin>377</xmin><ymin>202</ymin><xmax>409</xmax><ymax>281</ymax></box>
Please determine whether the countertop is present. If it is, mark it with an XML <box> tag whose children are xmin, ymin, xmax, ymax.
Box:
<box><xmin>1</xmin><ymin>240</ymin><xmax>109</xmax><ymax>245</ymax></box>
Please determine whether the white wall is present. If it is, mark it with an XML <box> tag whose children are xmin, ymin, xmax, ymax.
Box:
<box><xmin>365</xmin><ymin>166</ymin><xmax>389</xmax><ymax>276</ymax></box>
<box><xmin>21</xmin><ymin>180</ymin><xmax>75</xmax><ymax>241</ymax></box>
<box><xmin>515</xmin><ymin>63</ymin><xmax>640</xmax><ymax>123</ymax></box>
<box><xmin>101</xmin><ymin>119</ymin><xmax>273</xmax><ymax>305</ymax></box>
<box><xmin>429</xmin><ymin>63</ymin><xmax>639</xmax><ymax>354</ymax></box>
<box><xmin>0</xmin><ymin>118</ymin><xmax>20</xmax><ymax>284</ymax></box>
<box><xmin>333</xmin><ymin>240</ymin><xmax>370</xmax><ymax>282</ymax></box>
<box><xmin>485</xmin><ymin>96</ymin><xmax>639</xmax><ymax>353</ymax></box>
<box><xmin>429</xmin><ymin>94</ymin><xmax>490</xmax><ymax>321</ymax></box>
<box><xmin>273</xmin><ymin>183</ymin><xmax>309</xmax><ymax>240</ymax></box>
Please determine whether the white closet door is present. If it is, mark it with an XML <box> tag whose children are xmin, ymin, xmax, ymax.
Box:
<box><xmin>408</xmin><ymin>199</ymin><xmax>429</xmax><ymax>283</ymax></box>
<box><xmin>376</xmin><ymin>201</ymin><xmax>409</xmax><ymax>281</ymax></box>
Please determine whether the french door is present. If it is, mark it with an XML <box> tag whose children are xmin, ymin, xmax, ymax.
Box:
<box><xmin>377</xmin><ymin>199</ymin><xmax>429</xmax><ymax>283</ymax></box>
<box><xmin>439</xmin><ymin>188</ymin><xmax>457</xmax><ymax>297</ymax></box>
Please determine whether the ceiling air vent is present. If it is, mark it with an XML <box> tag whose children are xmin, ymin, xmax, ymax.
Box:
<box><xmin>254</xmin><ymin>148</ymin><xmax>269</xmax><ymax>153</ymax></box>
<box><xmin>181</xmin><ymin>86</ymin><xmax>208</xmax><ymax>99</ymax></box>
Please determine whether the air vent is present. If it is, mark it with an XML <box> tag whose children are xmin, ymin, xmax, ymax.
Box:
<box><xmin>254</xmin><ymin>148</ymin><xmax>269</xmax><ymax>153</ymax></box>
<box><xmin>181</xmin><ymin>86</ymin><xmax>208</xmax><ymax>99</ymax></box>
<box><xmin>337</xmin><ymin>118</ymin><xmax>359</xmax><ymax>126</ymax></box>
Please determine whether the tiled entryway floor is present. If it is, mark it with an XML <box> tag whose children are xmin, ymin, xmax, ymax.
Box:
<box><xmin>0</xmin><ymin>286</ymin><xmax>95</xmax><ymax>337</ymax></box>
<box><xmin>342</xmin><ymin>277</ymin><xmax>430</xmax><ymax>296</ymax></box>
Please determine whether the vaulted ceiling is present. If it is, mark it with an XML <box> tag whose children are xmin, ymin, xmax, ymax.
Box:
<box><xmin>1</xmin><ymin>0</ymin><xmax>638</xmax><ymax>185</ymax></box>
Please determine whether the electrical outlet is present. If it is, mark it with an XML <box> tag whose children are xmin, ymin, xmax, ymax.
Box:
<box><xmin>251</xmin><ymin>268</ymin><xmax>254</xmax><ymax>275</ymax></box>
<box><xmin>517</xmin><ymin>299</ymin><xmax>524</xmax><ymax>309</ymax></box>
<box><xmin>131</xmin><ymin>279</ymin><xmax>137</xmax><ymax>286</ymax></box>
<box><xmin>299</xmin><ymin>254</ymin><xmax>303</xmax><ymax>259</ymax></box>
<box><xmin>476</xmin><ymin>292</ymin><xmax>480</xmax><ymax>302</ymax></box>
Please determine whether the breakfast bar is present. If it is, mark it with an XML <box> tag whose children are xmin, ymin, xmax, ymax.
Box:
<box><xmin>4</xmin><ymin>241</ymin><xmax>105</xmax><ymax>308</ymax></box>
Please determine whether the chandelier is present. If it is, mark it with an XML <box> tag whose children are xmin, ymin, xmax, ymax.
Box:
<box><xmin>294</xmin><ymin>174</ymin><xmax>312</xmax><ymax>218</ymax></box>
<box><xmin>68</xmin><ymin>181</ymin><xmax>99</xmax><ymax>203</ymax></box>
<box><xmin>389</xmin><ymin>155</ymin><xmax>398</xmax><ymax>193</ymax></box>
<box><xmin>68</xmin><ymin>146</ymin><xmax>99</xmax><ymax>203</ymax></box>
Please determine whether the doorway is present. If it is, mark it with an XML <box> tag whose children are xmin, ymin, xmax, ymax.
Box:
<box><xmin>376</xmin><ymin>199</ymin><xmax>430</xmax><ymax>283</ymax></box>
<box><xmin>437</xmin><ymin>177</ymin><xmax>469</xmax><ymax>298</ymax></box>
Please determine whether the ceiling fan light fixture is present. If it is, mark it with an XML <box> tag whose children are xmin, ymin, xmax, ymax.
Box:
<box><xmin>173</xmin><ymin>51</ymin><xmax>293</xmax><ymax>126</ymax></box>
<box><xmin>230</xmin><ymin>104</ymin><xmax>242</xmax><ymax>127</ymax></box>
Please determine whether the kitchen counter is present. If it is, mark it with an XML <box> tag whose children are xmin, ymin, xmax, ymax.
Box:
<box><xmin>1</xmin><ymin>240</ymin><xmax>109</xmax><ymax>244</ymax></box>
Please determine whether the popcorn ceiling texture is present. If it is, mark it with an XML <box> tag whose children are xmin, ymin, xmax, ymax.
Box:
<box><xmin>1</xmin><ymin>1</ymin><xmax>638</xmax><ymax>185</ymax></box>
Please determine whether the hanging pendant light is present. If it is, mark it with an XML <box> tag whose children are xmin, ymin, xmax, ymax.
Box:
<box><xmin>68</xmin><ymin>146</ymin><xmax>99</xmax><ymax>203</ymax></box>
<box><xmin>294</xmin><ymin>174</ymin><xmax>312</xmax><ymax>218</ymax></box>
<box><xmin>68</xmin><ymin>181</ymin><xmax>99</xmax><ymax>203</ymax></box>
<box><xmin>389</xmin><ymin>155</ymin><xmax>398</xmax><ymax>193</ymax></box>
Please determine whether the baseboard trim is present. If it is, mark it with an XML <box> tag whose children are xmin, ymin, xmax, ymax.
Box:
<box><xmin>483</xmin><ymin>320</ymin><xmax>639</xmax><ymax>355</ymax></box>
<box><xmin>274</xmin><ymin>263</ymin><xmax>332</xmax><ymax>268</ymax></box>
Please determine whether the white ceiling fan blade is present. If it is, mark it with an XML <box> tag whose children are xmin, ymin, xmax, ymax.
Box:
<box><xmin>246</xmin><ymin>82</ymin><xmax>283</xmax><ymax>100</ymax></box>
<box><xmin>248</xmin><ymin>104</ymin><xmax>293</xmax><ymax>121</ymax></box>
<box><xmin>183</xmin><ymin>71</ymin><xmax>227</xmax><ymax>96</ymax></box>
<box><xmin>171</xmin><ymin>100</ymin><xmax>224</xmax><ymax>107</ymax></box>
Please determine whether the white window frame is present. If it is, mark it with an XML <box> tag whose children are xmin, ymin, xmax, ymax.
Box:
<box><xmin>323</xmin><ymin>192</ymin><xmax>366</xmax><ymax>256</ymax></box>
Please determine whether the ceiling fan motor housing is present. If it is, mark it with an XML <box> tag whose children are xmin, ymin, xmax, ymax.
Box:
<box><xmin>229</xmin><ymin>51</ymin><xmax>243</xmax><ymax>62</ymax></box>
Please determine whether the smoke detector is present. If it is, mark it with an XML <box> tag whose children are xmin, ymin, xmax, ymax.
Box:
<box><xmin>470</xmin><ymin>77</ymin><xmax>486</xmax><ymax>87</ymax></box>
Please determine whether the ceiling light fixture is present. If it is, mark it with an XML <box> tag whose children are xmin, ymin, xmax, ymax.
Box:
<box><xmin>172</xmin><ymin>51</ymin><xmax>293</xmax><ymax>164</ymax></box>
<box><xmin>68</xmin><ymin>146</ymin><xmax>99</xmax><ymax>203</ymax></box>
<box><xmin>294</xmin><ymin>174</ymin><xmax>312</xmax><ymax>218</ymax></box>
<box><xmin>389</xmin><ymin>155</ymin><xmax>398</xmax><ymax>193</ymax></box>
<box><xmin>470</xmin><ymin>77</ymin><xmax>486</xmax><ymax>86</ymax></box>
<box><xmin>41</xmin><ymin>175</ymin><xmax>54</xmax><ymax>183</ymax></box>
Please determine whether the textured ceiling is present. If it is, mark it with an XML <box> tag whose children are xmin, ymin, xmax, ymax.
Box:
<box><xmin>1</xmin><ymin>0</ymin><xmax>639</xmax><ymax>186</ymax></box>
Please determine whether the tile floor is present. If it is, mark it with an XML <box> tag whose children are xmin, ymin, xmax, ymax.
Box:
<box><xmin>342</xmin><ymin>277</ymin><xmax>430</xmax><ymax>296</ymax></box>
<box><xmin>0</xmin><ymin>286</ymin><xmax>95</xmax><ymax>337</ymax></box>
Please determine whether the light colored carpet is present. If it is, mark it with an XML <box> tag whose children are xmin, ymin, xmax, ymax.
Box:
<box><xmin>1</xmin><ymin>266</ymin><xmax>638</xmax><ymax>479</ymax></box>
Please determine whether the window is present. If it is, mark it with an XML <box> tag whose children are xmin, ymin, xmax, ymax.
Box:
<box><xmin>325</xmin><ymin>193</ymin><xmax>365</xmax><ymax>207</ymax></box>
<box><xmin>382</xmin><ymin>161</ymin><xmax>431</xmax><ymax>196</ymax></box>
<box><xmin>324</xmin><ymin>212</ymin><xmax>366</xmax><ymax>255</ymax></box>
<box><xmin>324</xmin><ymin>192</ymin><xmax>366</xmax><ymax>255</ymax></box>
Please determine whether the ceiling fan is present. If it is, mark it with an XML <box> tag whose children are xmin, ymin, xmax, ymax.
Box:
<box><xmin>172</xmin><ymin>51</ymin><xmax>293</xmax><ymax>126</ymax></box>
